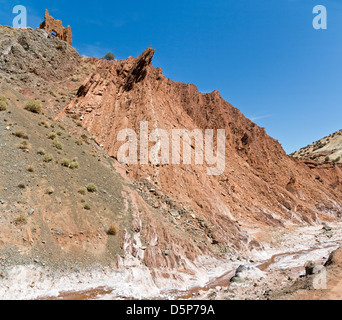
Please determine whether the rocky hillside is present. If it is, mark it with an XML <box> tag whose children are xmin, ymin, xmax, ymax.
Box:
<box><xmin>292</xmin><ymin>129</ymin><xmax>342</xmax><ymax>164</ymax></box>
<box><xmin>59</xmin><ymin>45</ymin><xmax>342</xmax><ymax>237</ymax></box>
<box><xmin>1</xmin><ymin>24</ymin><xmax>342</xmax><ymax>299</ymax></box>
<box><xmin>0</xmin><ymin>25</ymin><xmax>93</xmax><ymax>118</ymax></box>
<box><xmin>0</xmin><ymin>80</ymin><xmax>129</xmax><ymax>271</ymax></box>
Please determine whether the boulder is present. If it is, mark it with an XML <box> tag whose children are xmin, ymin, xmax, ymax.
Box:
<box><xmin>305</xmin><ymin>261</ymin><xmax>325</xmax><ymax>275</ymax></box>
<box><xmin>231</xmin><ymin>264</ymin><xmax>265</xmax><ymax>283</ymax></box>
<box><xmin>325</xmin><ymin>247</ymin><xmax>342</xmax><ymax>267</ymax></box>
<box><xmin>305</xmin><ymin>260</ymin><xmax>327</xmax><ymax>290</ymax></box>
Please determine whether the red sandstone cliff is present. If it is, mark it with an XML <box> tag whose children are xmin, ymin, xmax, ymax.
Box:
<box><xmin>58</xmin><ymin>47</ymin><xmax>342</xmax><ymax>260</ymax></box>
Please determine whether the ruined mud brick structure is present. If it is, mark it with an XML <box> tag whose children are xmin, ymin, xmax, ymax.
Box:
<box><xmin>40</xmin><ymin>9</ymin><xmax>72</xmax><ymax>45</ymax></box>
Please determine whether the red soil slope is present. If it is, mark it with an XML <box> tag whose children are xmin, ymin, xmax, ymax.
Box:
<box><xmin>57</xmin><ymin>47</ymin><xmax>342</xmax><ymax>263</ymax></box>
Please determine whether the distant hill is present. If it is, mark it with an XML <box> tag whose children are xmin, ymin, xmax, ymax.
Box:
<box><xmin>291</xmin><ymin>130</ymin><xmax>342</xmax><ymax>163</ymax></box>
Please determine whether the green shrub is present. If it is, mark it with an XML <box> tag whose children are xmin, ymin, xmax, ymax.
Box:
<box><xmin>43</xmin><ymin>154</ymin><xmax>54</xmax><ymax>163</ymax></box>
<box><xmin>69</xmin><ymin>160</ymin><xmax>79</xmax><ymax>170</ymax></box>
<box><xmin>37</xmin><ymin>148</ymin><xmax>46</xmax><ymax>155</ymax></box>
<box><xmin>25</xmin><ymin>100</ymin><xmax>42</xmax><ymax>114</ymax></box>
<box><xmin>0</xmin><ymin>95</ymin><xmax>8</xmax><ymax>111</ymax></box>
<box><xmin>52</xmin><ymin>139</ymin><xmax>63</xmax><ymax>150</ymax></box>
<box><xmin>86</xmin><ymin>183</ymin><xmax>97</xmax><ymax>193</ymax></box>
<box><xmin>78</xmin><ymin>187</ymin><xmax>87</xmax><ymax>195</ymax></box>
<box><xmin>84</xmin><ymin>204</ymin><xmax>91</xmax><ymax>210</ymax></box>
<box><xmin>61</xmin><ymin>158</ymin><xmax>71</xmax><ymax>167</ymax></box>
<box><xmin>102</xmin><ymin>52</ymin><xmax>115</xmax><ymax>61</ymax></box>
<box><xmin>0</xmin><ymin>101</ymin><xmax>7</xmax><ymax>111</ymax></box>
<box><xmin>48</xmin><ymin>132</ymin><xmax>57</xmax><ymax>140</ymax></box>
<box><xmin>0</xmin><ymin>95</ymin><xmax>8</xmax><ymax>104</ymax></box>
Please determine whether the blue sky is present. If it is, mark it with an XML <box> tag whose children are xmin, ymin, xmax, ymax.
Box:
<box><xmin>1</xmin><ymin>0</ymin><xmax>342</xmax><ymax>153</ymax></box>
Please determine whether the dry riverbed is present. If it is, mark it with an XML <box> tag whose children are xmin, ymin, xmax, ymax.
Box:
<box><xmin>1</xmin><ymin>223</ymin><xmax>341</xmax><ymax>300</ymax></box>
<box><xmin>190</xmin><ymin>223</ymin><xmax>342</xmax><ymax>300</ymax></box>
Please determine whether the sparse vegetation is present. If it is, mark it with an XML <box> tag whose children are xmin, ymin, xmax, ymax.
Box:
<box><xmin>313</xmin><ymin>140</ymin><xmax>328</xmax><ymax>152</ymax></box>
<box><xmin>14</xmin><ymin>214</ymin><xmax>27</xmax><ymax>226</ymax></box>
<box><xmin>84</xmin><ymin>204</ymin><xmax>91</xmax><ymax>210</ymax></box>
<box><xmin>69</xmin><ymin>160</ymin><xmax>79</xmax><ymax>169</ymax></box>
<box><xmin>0</xmin><ymin>95</ymin><xmax>8</xmax><ymax>111</ymax></box>
<box><xmin>24</xmin><ymin>100</ymin><xmax>42</xmax><ymax>114</ymax></box>
<box><xmin>61</xmin><ymin>158</ymin><xmax>71</xmax><ymax>167</ymax></box>
<box><xmin>58</xmin><ymin>123</ymin><xmax>66</xmax><ymax>131</ymax></box>
<box><xmin>78</xmin><ymin>187</ymin><xmax>87</xmax><ymax>195</ymax></box>
<box><xmin>86</xmin><ymin>183</ymin><xmax>98</xmax><ymax>193</ymax></box>
<box><xmin>52</xmin><ymin>139</ymin><xmax>63</xmax><ymax>150</ymax></box>
<box><xmin>102</xmin><ymin>52</ymin><xmax>115</xmax><ymax>61</ymax></box>
<box><xmin>45</xmin><ymin>187</ymin><xmax>54</xmax><ymax>195</ymax></box>
<box><xmin>48</xmin><ymin>132</ymin><xmax>57</xmax><ymax>140</ymax></box>
<box><xmin>37</xmin><ymin>148</ymin><xmax>46</xmax><ymax>155</ymax></box>
<box><xmin>61</xmin><ymin>158</ymin><xmax>79</xmax><ymax>169</ymax></box>
<box><xmin>0</xmin><ymin>95</ymin><xmax>8</xmax><ymax>104</ymax></box>
<box><xmin>0</xmin><ymin>101</ymin><xmax>7</xmax><ymax>111</ymax></box>
<box><xmin>18</xmin><ymin>141</ymin><xmax>30</xmax><ymax>151</ymax></box>
<box><xmin>43</xmin><ymin>153</ymin><xmax>54</xmax><ymax>163</ymax></box>
<box><xmin>107</xmin><ymin>224</ymin><xmax>119</xmax><ymax>236</ymax></box>
<box><xmin>13</xmin><ymin>130</ymin><xmax>28</xmax><ymax>139</ymax></box>
<box><xmin>39</xmin><ymin>121</ymin><xmax>50</xmax><ymax>128</ymax></box>
<box><xmin>333</xmin><ymin>157</ymin><xmax>341</xmax><ymax>163</ymax></box>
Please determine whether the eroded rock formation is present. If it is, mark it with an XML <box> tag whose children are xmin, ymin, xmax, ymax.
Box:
<box><xmin>40</xmin><ymin>9</ymin><xmax>72</xmax><ymax>45</ymax></box>
<box><xmin>58</xmin><ymin>46</ymin><xmax>342</xmax><ymax>262</ymax></box>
